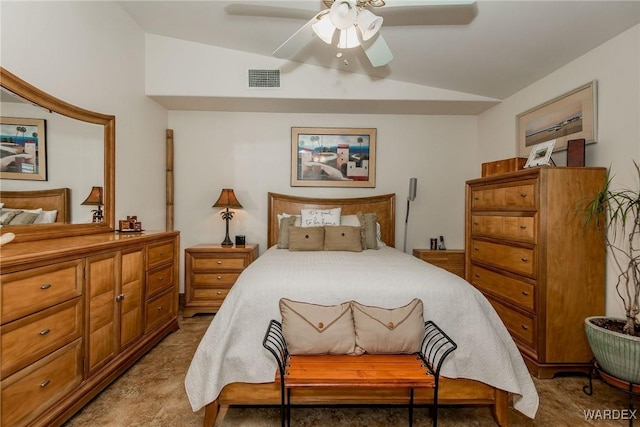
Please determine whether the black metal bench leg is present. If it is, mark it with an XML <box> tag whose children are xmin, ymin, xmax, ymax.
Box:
<box><xmin>287</xmin><ymin>387</ymin><xmax>291</xmax><ymax>427</ymax></box>
<box><xmin>408</xmin><ymin>388</ymin><xmax>414</xmax><ymax>427</ymax></box>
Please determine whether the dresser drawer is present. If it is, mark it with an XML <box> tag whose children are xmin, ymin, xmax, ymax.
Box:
<box><xmin>191</xmin><ymin>286</ymin><xmax>230</xmax><ymax>305</ymax></box>
<box><xmin>147</xmin><ymin>240</ymin><xmax>175</xmax><ymax>270</ymax></box>
<box><xmin>146</xmin><ymin>264</ymin><xmax>174</xmax><ymax>298</ymax></box>
<box><xmin>2</xmin><ymin>298</ymin><xmax>83</xmax><ymax>378</ymax></box>
<box><xmin>1</xmin><ymin>260</ymin><xmax>83</xmax><ymax>324</ymax></box>
<box><xmin>192</xmin><ymin>272</ymin><xmax>240</xmax><ymax>287</ymax></box>
<box><xmin>471</xmin><ymin>215</ymin><xmax>536</xmax><ymax>243</ymax></box>
<box><xmin>145</xmin><ymin>288</ymin><xmax>174</xmax><ymax>333</ymax></box>
<box><xmin>192</xmin><ymin>256</ymin><xmax>248</xmax><ymax>271</ymax></box>
<box><xmin>471</xmin><ymin>182</ymin><xmax>536</xmax><ymax>210</ymax></box>
<box><xmin>1</xmin><ymin>338</ymin><xmax>83</xmax><ymax>427</ymax></box>
<box><xmin>470</xmin><ymin>264</ymin><xmax>535</xmax><ymax>312</ymax></box>
<box><xmin>488</xmin><ymin>298</ymin><xmax>536</xmax><ymax>350</ymax></box>
<box><xmin>470</xmin><ymin>239</ymin><xmax>535</xmax><ymax>278</ymax></box>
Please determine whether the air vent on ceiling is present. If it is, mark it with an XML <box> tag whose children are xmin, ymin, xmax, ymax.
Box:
<box><xmin>248</xmin><ymin>69</ymin><xmax>280</xmax><ymax>88</ymax></box>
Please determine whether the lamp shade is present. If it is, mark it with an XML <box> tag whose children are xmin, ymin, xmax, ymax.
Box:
<box><xmin>329</xmin><ymin>0</ymin><xmax>357</xmax><ymax>30</ymax></box>
<box><xmin>312</xmin><ymin>14</ymin><xmax>336</xmax><ymax>44</ymax></box>
<box><xmin>212</xmin><ymin>189</ymin><xmax>243</xmax><ymax>209</ymax></box>
<box><xmin>356</xmin><ymin>9</ymin><xmax>383</xmax><ymax>41</ymax></box>
<box><xmin>81</xmin><ymin>186</ymin><xmax>103</xmax><ymax>206</ymax></box>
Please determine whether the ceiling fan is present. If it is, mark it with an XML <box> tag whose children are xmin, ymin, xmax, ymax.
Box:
<box><xmin>271</xmin><ymin>0</ymin><xmax>477</xmax><ymax>68</ymax></box>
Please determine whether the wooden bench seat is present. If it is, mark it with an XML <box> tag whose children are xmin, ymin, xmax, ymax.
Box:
<box><xmin>263</xmin><ymin>320</ymin><xmax>456</xmax><ymax>427</ymax></box>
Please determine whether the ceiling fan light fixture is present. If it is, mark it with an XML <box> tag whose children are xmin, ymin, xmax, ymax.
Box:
<box><xmin>312</xmin><ymin>14</ymin><xmax>336</xmax><ymax>44</ymax></box>
<box><xmin>356</xmin><ymin>9</ymin><xmax>383</xmax><ymax>41</ymax></box>
<box><xmin>329</xmin><ymin>0</ymin><xmax>358</xmax><ymax>29</ymax></box>
<box><xmin>337</xmin><ymin>26</ymin><xmax>360</xmax><ymax>49</ymax></box>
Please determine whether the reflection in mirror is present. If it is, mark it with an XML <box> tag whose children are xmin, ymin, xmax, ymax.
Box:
<box><xmin>0</xmin><ymin>67</ymin><xmax>115</xmax><ymax>242</ymax></box>
<box><xmin>1</xmin><ymin>86</ymin><xmax>104</xmax><ymax>224</ymax></box>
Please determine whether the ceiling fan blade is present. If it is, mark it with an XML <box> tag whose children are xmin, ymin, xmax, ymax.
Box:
<box><xmin>225</xmin><ymin>3</ymin><xmax>317</xmax><ymax>21</ymax></box>
<box><xmin>362</xmin><ymin>33</ymin><xmax>393</xmax><ymax>67</ymax></box>
<box><xmin>374</xmin><ymin>0</ymin><xmax>477</xmax><ymax>26</ymax></box>
<box><xmin>273</xmin><ymin>14</ymin><xmax>321</xmax><ymax>58</ymax></box>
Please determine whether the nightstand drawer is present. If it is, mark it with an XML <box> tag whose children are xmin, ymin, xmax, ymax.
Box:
<box><xmin>192</xmin><ymin>272</ymin><xmax>240</xmax><ymax>286</ymax></box>
<box><xmin>1</xmin><ymin>260</ymin><xmax>83</xmax><ymax>324</ymax></box>
<box><xmin>192</xmin><ymin>286</ymin><xmax>230</xmax><ymax>304</ymax></box>
<box><xmin>412</xmin><ymin>249</ymin><xmax>465</xmax><ymax>278</ymax></box>
<box><xmin>470</xmin><ymin>264</ymin><xmax>535</xmax><ymax>312</ymax></box>
<box><xmin>2</xmin><ymin>298</ymin><xmax>83</xmax><ymax>378</ymax></box>
<box><xmin>470</xmin><ymin>239</ymin><xmax>535</xmax><ymax>278</ymax></box>
<box><xmin>1</xmin><ymin>338</ymin><xmax>83</xmax><ymax>427</ymax></box>
<box><xmin>146</xmin><ymin>265</ymin><xmax>174</xmax><ymax>298</ymax></box>
<box><xmin>192</xmin><ymin>257</ymin><xmax>248</xmax><ymax>271</ymax></box>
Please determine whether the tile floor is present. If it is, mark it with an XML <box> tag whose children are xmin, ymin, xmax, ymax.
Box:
<box><xmin>63</xmin><ymin>314</ymin><xmax>637</xmax><ymax>427</ymax></box>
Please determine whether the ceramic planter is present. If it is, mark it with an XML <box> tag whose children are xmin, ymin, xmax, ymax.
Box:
<box><xmin>585</xmin><ymin>316</ymin><xmax>640</xmax><ymax>384</ymax></box>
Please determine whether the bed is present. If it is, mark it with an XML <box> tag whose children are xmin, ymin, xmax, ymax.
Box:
<box><xmin>185</xmin><ymin>192</ymin><xmax>538</xmax><ymax>426</ymax></box>
<box><xmin>0</xmin><ymin>187</ymin><xmax>70</xmax><ymax>224</ymax></box>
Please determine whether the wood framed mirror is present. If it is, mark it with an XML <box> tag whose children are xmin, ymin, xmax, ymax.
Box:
<box><xmin>0</xmin><ymin>67</ymin><xmax>115</xmax><ymax>242</ymax></box>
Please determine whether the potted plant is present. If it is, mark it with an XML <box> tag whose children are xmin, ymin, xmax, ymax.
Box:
<box><xmin>583</xmin><ymin>161</ymin><xmax>640</xmax><ymax>384</ymax></box>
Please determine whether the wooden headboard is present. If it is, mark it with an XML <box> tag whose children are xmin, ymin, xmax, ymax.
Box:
<box><xmin>267</xmin><ymin>192</ymin><xmax>396</xmax><ymax>248</ymax></box>
<box><xmin>0</xmin><ymin>188</ymin><xmax>71</xmax><ymax>223</ymax></box>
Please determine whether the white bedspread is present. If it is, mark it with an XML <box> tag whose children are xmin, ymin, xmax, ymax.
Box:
<box><xmin>184</xmin><ymin>246</ymin><xmax>539</xmax><ymax>418</ymax></box>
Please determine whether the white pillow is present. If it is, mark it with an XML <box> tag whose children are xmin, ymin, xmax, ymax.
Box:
<box><xmin>376</xmin><ymin>222</ymin><xmax>386</xmax><ymax>247</ymax></box>
<box><xmin>277</xmin><ymin>213</ymin><xmax>301</xmax><ymax>227</ymax></box>
<box><xmin>300</xmin><ymin>208</ymin><xmax>341</xmax><ymax>227</ymax></box>
<box><xmin>0</xmin><ymin>207</ymin><xmax>42</xmax><ymax>224</ymax></box>
<box><xmin>340</xmin><ymin>214</ymin><xmax>362</xmax><ymax>227</ymax></box>
<box><xmin>34</xmin><ymin>210</ymin><xmax>58</xmax><ymax>224</ymax></box>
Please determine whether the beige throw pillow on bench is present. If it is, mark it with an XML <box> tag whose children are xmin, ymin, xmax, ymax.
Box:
<box><xmin>279</xmin><ymin>298</ymin><xmax>360</xmax><ymax>355</ymax></box>
<box><xmin>351</xmin><ymin>299</ymin><xmax>424</xmax><ymax>354</ymax></box>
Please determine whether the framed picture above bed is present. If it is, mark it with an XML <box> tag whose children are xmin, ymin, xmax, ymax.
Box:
<box><xmin>0</xmin><ymin>116</ymin><xmax>47</xmax><ymax>181</ymax></box>
<box><xmin>291</xmin><ymin>127</ymin><xmax>376</xmax><ymax>187</ymax></box>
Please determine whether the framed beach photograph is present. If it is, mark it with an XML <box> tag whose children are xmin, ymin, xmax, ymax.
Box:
<box><xmin>291</xmin><ymin>127</ymin><xmax>376</xmax><ymax>188</ymax></box>
<box><xmin>524</xmin><ymin>140</ymin><xmax>556</xmax><ymax>168</ymax></box>
<box><xmin>517</xmin><ymin>81</ymin><xmax>597</xmax><ymax>157</ymax></box>
<box><xmin>0</xmin><ymin>117</ymin><xmax>47</xmax><ymax>180</ymax></box>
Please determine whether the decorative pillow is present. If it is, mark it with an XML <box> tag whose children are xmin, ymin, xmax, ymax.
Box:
<box><xmin>34</xmin><ymin>210</ymin><xmax>58</xmax><ymax>224</ymax></box>
<box><xmin>340</xmin><ymin>214</ymin><xmax>361</xmax><ymax>227</ymax></box>
<box><xmin>280</xmin><ymin>298</ymin><xmax>359</xmax><ymax>355</ymax></box>
<box><xmin>0</xmin><ymin>209</ymin><xmax>23</xmax><ymax>225</ymax></box>
<box><xmin>300</xmin><ymin>208</ymin><xmax>341</xmax><ymax>227</ymax></box>
<box><xmin>323</xmin><ymin>226</ymin><xmax>363</xmax><ymax>252</ymax></box>
<box><xmin>376</xmin><ymin>222</ymin><xmax>387</xmax><ymax>247</ymax></box>
<box><xmin>351</xmin><ymin>299</ymin><xmax>424</xmax><ymax>354</ymax></box>
<box><xmin>357</xmin><ymin>212</ymin><xmax>379</xmax><ymax>249</ymax></box>
<box><xmin>8</xmin><ymin>211</ymin><xmax>40</xmax><ymax>225</ymax></box>
<box><xmin>277</xmin><ymin>216</ymin><xmax>298</xmax><ymax>249</ymax></box>
<box><xmin>277</xmin><ymin>213</ymin><xmax>301</xmax><ymax>227</ymax></box>
<box><xmin>288</xmin><ymin>226</ymin><xmax>325</xmax><ymax>251</ymax></box>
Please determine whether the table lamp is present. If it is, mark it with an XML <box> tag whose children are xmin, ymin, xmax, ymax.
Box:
<box><xmin>212</xmin><ymin>189</ymin><xmax>243</xmax><ymax>247</ymax></box>
<box><xmin>82</xmin><ymin>186</ymin><xmax>104</xmax><ymax>223</ymax></box>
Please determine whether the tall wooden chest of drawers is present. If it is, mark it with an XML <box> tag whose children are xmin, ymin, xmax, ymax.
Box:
<box><xmin>465</xmin><ymin>167</ymin><xmax>606</xmax><ymax>378</ymax></box>
<box><xmin>183</xmin><ymin>244</ymin><xmax>259</xmax><ymax>316</ymax></box>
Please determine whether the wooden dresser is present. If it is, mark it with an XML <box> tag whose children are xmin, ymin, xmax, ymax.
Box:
<box><xmin>0</xmin><ymin>231</ymin><xmax>180</xmax><ymax>427</ymax></box>
<box><xmin>183</xmin><ymin>244</ymin><xmax>259</xmax><ymax>316</ymax></box>
<box><xmin>465</xmin><ymin>167</ymin><xmax>606</xmax><ymax>378</ymax></box>
<box><xmin>412</xmin><ymin>249</ymin><xmax>465</xmax><ymax>278</ymax></box>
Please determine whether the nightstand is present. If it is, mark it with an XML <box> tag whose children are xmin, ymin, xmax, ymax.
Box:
<box><xmin>412</xmin><ymin>249</ymin><xmax>465</xmax><ymax>278</ymax></box>
<box><xmin>183</xmin><ymin>244</ymin><xmax>259</xmax><ymax>316</ymax></box>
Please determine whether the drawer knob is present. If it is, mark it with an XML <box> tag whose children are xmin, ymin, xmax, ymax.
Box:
<box><xmin>521</xmin><ymin>257</ymin><xmax>528</xmax><ymax>262</ymax></box>
<box><xmin>40</xmin><ymin>283</ymin><xmax>52</xmax><ymax>290</ymax></box>
<box><xmin>159</xmin><ymin>276</ymin><xmax>164</xmax><ymax>281</ymax></box>
<box><xmin>520</xmin><ymin>193</ymin><xmax>527</xmax><ymax>198</ymax></box>
<box><xmin>158</xmin><ymin>306</ymin><xmax>163</xmax><ymax>311</ymax></box>
<box><xmin>39</xmin><ymin>328</ymin><xmax>51</xmax><ymax>336</ymax></box>
<box><xmin>217</xmin><ymin>276</ymin><xmax>222</xmax><ymax>280</ymax></box>
<box><xmin>519</xmin><ymin>225</ymin><xmax>527</xmax><ymax>229</ymax></box>
<box><xmin>217</xmin><ymin>260</ymin><xmax>222</xmax><ymax>264</ymax></box>
<box><xmin>160</xmin><ymin>251</ymin><xmax>165</xmax><ymax>256</ymax></box>
<box><xmin>473</xmin><ymin>197</ymin><xmax>479</xmax><ymax>201</ymax></box>
<box><xmin>474</xmin><ymin>247</ymin><xmax>479</xmax><ymax>251</ymax></box>
<box><xmin>522</xmin><ymin>290</ymin><xmax>529</xmax><ymax>296</ymax></box>
<box><xmin>40</xmin><ymin>380</ymin><xmax>51</xmax><ymax>388</ymax></box>
<box><xmin>475</xmin><ymin>273</ymin><xmax>480</xmax><ymax>278</ymax></box>
<box><xmin>521</xmin><ymin>325</ymin><xmax>529</xmax><ymax>330</ymax></box>
<box><xmin>217</xmin><ymin>291</ymin><xmax>222</xmax><ymax>295</ymax></box>
<box><xmin>473</xmin><ymin>222</ymin><xmax>479</xmax><ymax>226</ymax></box>
<box><xmin>116</xmin><ymin>293</ymin><xmax>125</xmax><ymax>302</ymax></box>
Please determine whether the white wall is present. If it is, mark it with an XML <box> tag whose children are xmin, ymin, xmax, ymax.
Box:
<box><xmin>478</xmin><ymin>25</ymin><xmax>640</xmax><ymax>317</ymax></box>
<box><xmin>170</xmin><ymin>111</ymin><xmax>478</xmax><ymax>290</ymax></box>
<box><xmin>0</xmin><ymin>1</ymin><xmax>169</xmax><ymax>228</ymax></box>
